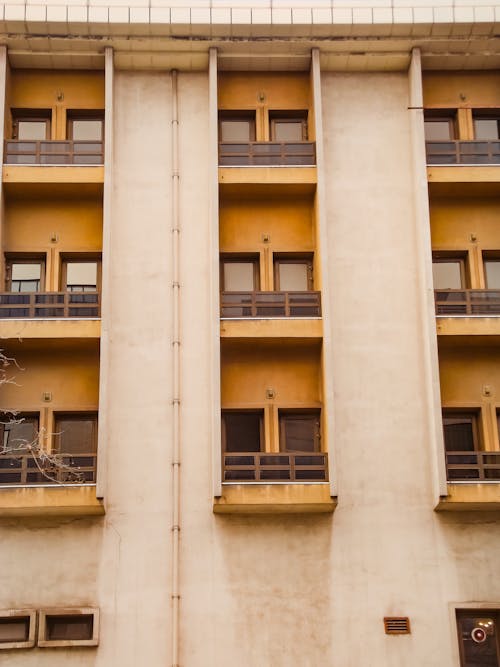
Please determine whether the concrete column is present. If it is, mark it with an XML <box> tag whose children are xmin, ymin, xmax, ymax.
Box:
<box><xmin>0</xmin><ymin>47</ymin><xmax>7</xmax><ymax>285</ymax></box>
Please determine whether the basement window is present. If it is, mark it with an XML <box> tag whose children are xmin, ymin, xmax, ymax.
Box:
<box><xmin>38</xmin><ymin>608</ymin><xmax>99</xmax><ymax>647</ymax></box>
<box><xmin>0</xmin><ymin>610</ymin><xmax>36</xmax><ymax>649</ymax></box>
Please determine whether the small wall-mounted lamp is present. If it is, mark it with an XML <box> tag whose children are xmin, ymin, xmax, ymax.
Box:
<box><xmin>469</xmin><ymin>233</ymin><xmax>477</xmax><ymax>242</ymax></box>
<box><xmin>42</xmin><ymin>392</ymin><xmax>52</xmax><ymax>402</ymax></box>
<box><xmin>261</xmin><ymin>233</ymin><xmax>270</xmax><ymax>243</ymax></box>
<box><xmin>265</xmin><ymin>387</ymin><xmax>275</xmax><ymax>400</ymax></box>
<box><xmin>459</xmin><ymin>92</ymin><xmax>467</xmax><ymax>101</ymax></box>
<box><xmin>257</xmin><ymin>91</ymin><xmax>265</xmax><ymax>103</ymax></box>
<box><xmin>50</xmin><ymin>232</ymin><xmax>59</xmax><ymax>243</ymax></box>
<box><xmin>483</xmin><ymin>385</ymin><xmax>493</xmax><ymax>397</ymax></box>
<box><xmin>56</xmin><ymin>91</ymin><xmax>64</xmax><ymax>102</ymax></box>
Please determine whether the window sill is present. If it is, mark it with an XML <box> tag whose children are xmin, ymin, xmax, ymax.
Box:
<box><xmin>0</xmin><ymin>485</ymin><xmax>104</xmax><ymax>517</ymax></box>
<box><xmin>435</xmin><ymin>482</ymin><xmax>500</xmax><ymax>511</ymax></box>
<box><xmin>213</xmin><ymin>483</ymin><xmax>336</xmax><ymax>514</ymax></box>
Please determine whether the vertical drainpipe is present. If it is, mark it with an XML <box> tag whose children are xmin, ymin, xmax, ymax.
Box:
<box><xmin>408</xmin><ymin>48</ymin><xmax>447</xmax><ymax>500</ymax></box>
<box><xmin>96</xmin><ymin>46</ymin><xmax>114</xmax><ymax>500</ymax></box>
<box><xmin>170</xmin><ymin>68</ymin><xmax>181</xmax><ymax>667</ymax></box>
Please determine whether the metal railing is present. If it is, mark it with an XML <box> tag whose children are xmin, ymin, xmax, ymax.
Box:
<box><xmin>219</xmin><ymin>141</ymin><xmax>316</xmax><ymax>166</ymax></box>
<box><xmin>223</xmin><ymin>451</ymin><xmax>328</xmax><ymax>482</ymax></box>
<box><xmin>434</xmin><ymin>289</ymin><xmax>500</xmax><ymax>316</ymax></box>
<box><xmin>445</xmin><ymin>450</ymin><xmax>500</xmax><ymax>482</ymax></box>
<box><xmin>0</xmin><ymin>292</ymin><xmax>100</xmax><ymax>318</ymax></box>
<box><xmin>426</xmin><ymin>140</ymin><xmax>500</xmax><ymax>165</ymax></box>
<box><xmin>221</xmin><ymin>291</ymin><xmax>321</xmax><ymax>318</ymax></box>
<box><xmin>4</xmin><ymin>140</ymin><xmax>104</xmax><ymax>165</ymax></box>
<box><xmin>0</xmin><ymin>452</ymin><xmax>97</xmax><ymax>485</ymax></box>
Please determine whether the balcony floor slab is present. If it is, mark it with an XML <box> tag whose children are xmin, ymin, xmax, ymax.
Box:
<box><xmin>435</xmin><ymin>483</ymin><xmax>500</xmax><ymax>511</ymax></box>
<box><xmin>0</xmin><ymin>485</ymin><xmax>104</xmax><ymax>517</ymax></box>
<box><xmin>213</xmin><ymin>483</ymin><xmax>336</xmax><ymax>514</ymax></box>
<box><xmin>0</xmin><ymin>319</ymin><xmax>101</xmax><ymax>340</ymax></box>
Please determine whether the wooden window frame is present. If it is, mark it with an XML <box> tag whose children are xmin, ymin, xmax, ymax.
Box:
<box><xmin>4</xmin><ymin>255</ymin><xmax>46</xmax><ymax>292</ymax></box>
<box><xmin>60</xmin><ymin>255</ymin><xmax>102</xmax><ymax>292</ymax></box>
<box><xmin>273</xmin><ymin>254</ymin><xmax>314</xmax><ymax>291</ymax></box>
<box><xmin>66</xmin><ymin>110</ymin><xmax>105</xmax><ymax>141</ymax></box>
<box><xmin>218</xmin><ymin>111</ymin><xmax>256</xmax><ymax>142</ymax></box>
<box><xmin>0</xmin><ymin>610</ymin><xmax>36</xmax><ymax>650</ymax></box>
<box><xmin>53</xmin><ymin>413</ymin><xmax>98</xmax><ymax>455</ymax></box>
<box><xmin>221</xmin><ymin>410</ymin><xmax>264</xmax><ymax>454</ymax></box>
<box><xmin>220</xmin><ymin>255</ymin><xmax>260</xmax><ymax>292</ymax></box>
<box><xmin>1</xmin><ymin>413</ymin><xmax>39</xmax><ymax>451</ymax></box>
<box><xmin>432</xmin><ymin>252</ymin><xmax>468</xmax><ymax>289</ymax></box>
<box><xmin>38</xmin><ymin>608</ymin><xmax>99</xmax><ymax>648</ymax></box>
<box><xmin>424</xmin><ymin>110</ymin><xmax>457</xmax><ymax>141</ymax></box>
<box><xmin>482</xmin><ymin>252</ymin><xmax>500</xmax><ymax>289</ymax></box>
<box><xmin>279</xmin><ymin>409</ymin><xmax>321</xmax><ymax>453</ymax></box>
<box><xmin>442</xmin><ymin>409</ymin><xmax>481</xmax><ymax>452</ymax></box>
<box><xmin>456</xmin><ymin>609</ymin><xmax>500</xmax><ymax>667</ymax></box>
<box><xmin>472</xmin><ymin>110</ymin><xmax>500</xmax><ymax>141</ymax></box>
<box><xmin>269</xmin><ymin>111</ymin><xmax>308</xmax><ymax>141</ymax></box>
<box><xmin>11</xmin><ymin>109</ymin><xmax>51</xmax><ymax>140</ymax></box>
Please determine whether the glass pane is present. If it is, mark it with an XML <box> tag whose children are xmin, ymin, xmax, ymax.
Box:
<box><xmin>223</xmin><ymin>262</ymin><xmax>255</xmax><ymax>291</ymax></box>
<box><xmin>474</xmin><ymin>119</ymin><xmax>500</xmax><ymax>141</ymax></box>
<box><xmin>223</xmin><ymin>413</ymin><xmax>261</xmax><ymax>452</ymax></box>
<box><xmin>274</xmin><ymin>121</ymin><xmax>303</xmax><ymax>142</ymax></box>
<box><xmin>0</xmin><ymin>619</ymin><xmax>29</xmax><ymax>642</ymax></box>
<box><xmin>220</xmin><ymin>120</ymin><xmax>251</xmax><ymax>142</ymax></box>
<box><xmin>432</xmin><ymin>261</ymin><xmax>463</xmax><ymax>289</ymax></box>
<box><xmin>11</xmin><ymin>263</ymin><xmax>42</xmax><ymax>292</ymax></box>
<box><xmin>458</xmin><ymin>615</ymin><xmax>499</xmax><ymax>667</ymax></box>
<box><xmin>55</xmin><ymin>418</ymin><xmax>96</xmax><ymax>454</ymax></box>
<box><xmin>3</xmin><ymin>417</ymin><xmax>38</xmax><ymax>449</ymax></box>
<box><xmin>424</xmin><ymin>120</ymin><xmax>453</xmax><ymax>141</ymax></box>
<box><xmin>278</xmin><ymin>263</ymin><xmax>309</xmax><ymax>291</ymax></box>
<box><xmin>443</xmin><ymin>416</ymin><xmax>475</xmax><ymax>452</ymax></box>
<box><xmin>71</xmin><ymin>120</ymin><xmax>102</xmax><ymax>141</ymax></box>
<box><xmin>282</xmin><ymin>415</ymin><xmax>318</xmax><ymax>452</ymax></box>
<box><xmin>47</xmin><ymin>615</ymin><xmax>93</xmax><ymax>641</ymax></box>
<box><xmin>17</xmin><ymin>121</ymin><xmax>47</xmax><ymax>141</ymax></box>
<box><xmin>485</xmin><ymin>260</ymin><xmax>500</xmax><ymax>288</ymax></box>
<box><xmin>66</xmin><ymin>262</ymin><xmax>98</xmax><ymax>291</ymax></box>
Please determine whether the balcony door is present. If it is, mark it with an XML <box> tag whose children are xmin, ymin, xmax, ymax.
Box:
<box><xmin>5</xmin><ymin>258</ymin><xmax>45</xmax><ymax>292</ymax></box>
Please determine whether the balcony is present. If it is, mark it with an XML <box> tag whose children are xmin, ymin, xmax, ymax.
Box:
<box><xmin>0</xmin><ymin>452</ymin><xmax>97</xmax><ymax>485</ymax></box>
<box><xmin>220</xmin><ymin>291</ymin><xmax>321</xmax><ymax>318</ymax></box>
<box><xmin>0</xmin><ymin>292</ymin><xmax>100</xmax><ymax>319</ymax></box>
<box><xmin>426</xmin><ymin>140</ymin><xmax>500</xmax><ymax>165</ymax></box>
<box><xmin>219</xmin><ymin>141</ymin><xmax>316</xmax><ymax>166</ymax></box>
<box><xmin>435</xmin><ymin>289</ymin><xmax>500</xmax><ymax>316</ymax></box>
<box><xmin>223</xmin><ymin>451</ymin><xmax>328</xmax><ymax>483</ymax></box>
<box><xmin>4</xmin><ymin>140</ymin><xmax>104</xmax><ymax>165</ymax></box>
<box><xmin>446</xmin><ymin>450</ymin><xmax>500</xmax><ymax>482</ymax></box>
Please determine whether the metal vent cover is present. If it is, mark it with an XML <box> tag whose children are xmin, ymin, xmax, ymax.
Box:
<box><xmin>384</xmin><ymin>617</ymin><xmax>411</xmax><ymax>635</ymax></box>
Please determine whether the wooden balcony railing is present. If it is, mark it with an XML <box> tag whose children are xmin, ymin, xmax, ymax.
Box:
<box><xmin>0</xmin><ymin>292</ymin><xmax>100</xmax><ymax>318</ymax></box>
<box><xmin>223</xmin><ymin>451</ymin><xmax>328</xmax><ymax>482</ymax></box>
<box><xmin>221</xmin><ymin>291</ymin><xmax>321</xmax><ymax>318</ymax></box>
<box><xmin>426</xmin><ymin>140</ymin><xmax>500</xmax><ymax>165</ymax></box>
<box><xmin>219</xmin><ymin>141</ymin><xmax>316</xmax><ymax>166</ymax></box>
<box><xmin>4</xmin><ymin>140</ymin><xmax>104</xmax><ymax>165</ymax></box>
<box><xmin>434</xmin><ymin>289</ymin><xmax>500</xmax><ymax>316</ymax></box>
<box><xmin>0</xmin><ymin>452</ymin><xmax>97</xmax><ymax>485</ymax></box>
<box><xmin>445</xmin><ymin>450</ymin><xmax>500</xmax><ymax>482</ymax></box>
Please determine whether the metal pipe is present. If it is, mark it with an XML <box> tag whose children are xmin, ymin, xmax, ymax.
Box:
<box><xmin>170</xmin><ymin>68</ymin><xmax>181</xmax><ymax>667</ymax></box>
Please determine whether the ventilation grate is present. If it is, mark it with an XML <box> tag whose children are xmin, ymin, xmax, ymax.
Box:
<box><xmin>384</xmin><ymin>617</ymin><xmax>411</xmax><ymax>635</ymax></box>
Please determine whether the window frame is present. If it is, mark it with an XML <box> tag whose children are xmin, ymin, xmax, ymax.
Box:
<box><xmin>11</xmin><ymin>109</ymin><xmax>51</xmax><ymax>141</ymax></box>
<box><xmin>279</xmin><ymin>409</ymin><xmax>321</xmax><ymax>453</ymax></box>
<box><xmin>38</xmin><ymin>608</ymin><xmax>99</xmax><ymax>648</ymax></box>
<box><xmin>53</xmin><ymin>412</ymin><xmax>98</xmax><ymax>455</ymax></box>
<box><xmin>269</xmin><ymin>111</ymin><xmax>308</xmax><ymax>142</ymax></box>
<box><xmin>1</xmin><ymin>413</ymin><xmax>39</xmax><ymax>452</ymax></box>
<box><xmin>482</xmin><ymin>252</ymin><xmax>500</xmax><ymax>289</ymax></box>
<box><xmin>442</xmin><ymin>409</ymin><xmax>481</xmax><ymax>453</ymax></box>
<box><xmin>472</xmin><ymin>110</ymin><xmax>500</xmax><ymax>141</ymax></box>
<box><xmin>4</xmin><ymin>255</ymin><xmax>46</xmax><ymax>293</ymax></box>
<box><xmin>218</xmin><ymin>111</ymin><xmax>256</xmax><ymax>143</ymax></box>
<box><xmin>66</xmin><ymin>110</ymin><xmax>105</xmax><ymax>142</ymax></box>
<box><xmin>424</xmin><ymin>109</ymin><xmax>457</xmax><ymax>141</ymax></box>
<box><xmin>219</xmin><ymin>255</ymin><xmax>260</xmax><ymax>292</ymax></box>
<box><xmin>221</xmin><ymin>409</ymin><xmax>264</xmax><ymax>454</ymax></box>
<box><xmin>455</xmin><ymin>608</ymin><xmax>500</xmax><ymax>667</ymax></box>
<box><xmin>0</xmin><ymin>610</ymin><xmax>36</xmax><ymax>650</ymax></box>
<box><xmin>432</xmin><ymin>252</ymin><xmax>468</xmax><ymax>290</ymax></box>
<box><xmin>60</xmin><ymin>255</ymin><xmax>102</xmax><ymax>292</ymax></box>
<box><xmin>273</xmin><ymin>254</ymin><xmax>314</xmax><ymax>291</ymax></box>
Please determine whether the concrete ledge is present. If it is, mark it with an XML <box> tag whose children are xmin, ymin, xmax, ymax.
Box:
<box><xmin>219</xmin><ymin>166</ymin><xmax>317</xmax><ymax>187</ymax></box>
<box><xmin>2</xmin><ymin>165</ymin><xmax>104</xmax><ymax>184</ymax></box>
<box><xmin>213</xmin><ymin>483</ymin><xmax>336</xmax><ymax>514</ymax></box>
<box><xmin>427</xmin><ymin>165</ymin><xmax>500</xmax><ymax>184</ymax></box>
<box><xmin>220</xmin><ymin>318</ymin><xmax>322</xmax><ymax>340</ymax></box>
<box><xmin>0</xmin><ymin>319</ymin><xmax>101</xmax><ymax>340</ymax></box>
<box><xmin>435</xmin><ymin>483</ymin><xmax>500</xmax><ymax>511</ymax></box>
<box><xmin>0</xmin><ymin>485</ymin><xmax>105</xmax><ymax>517</ymax></box>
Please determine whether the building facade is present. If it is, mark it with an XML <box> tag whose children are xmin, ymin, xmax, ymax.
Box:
<box><xmin>0</xmin><ymin>2</ymin><xmax>500</xmax><ymax>665</ymax></box>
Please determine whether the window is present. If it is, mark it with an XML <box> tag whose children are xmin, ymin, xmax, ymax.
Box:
<box><xmin>222</xmin><ymin>411</ymin><xmax>263</xmax><ymax>453</ymax></box>
<box><xmin>220</xmin><ymin>256</ymin><xmax>259</xmax><ymax>292</ymax></box>
<box><xmin>274</xmin><ymin>256</ymin><xmax>313</xmax><ymax>291</ymax></box>
<box><xmin>442</xmin><ymin>411</ymin><xmax>479</xmax><ymax>453</ymax></box>
<box><xmin>38</xmin><ymin>608</ymin><xmax>99</xmax><ymax>647</ymax></box>
<box><xmin>12</xmin><ymin>109</ymin><xmax>51</xmax><ymax>141</ymax></box>
<box><xmin>456</xmin><ymin>610</ymin><xmax>500</xmax><ymax>667</ymax></box>
<box><xmin>61</xmin><ymin>258</ymin><xmax>101</xmax><ymax>292</ymax></box>
<box><xmin>269</xmin><ymin>112</ymin><xmax>308</xmax><ymax>142</ymax></box>
<box><xmin>219</xmin><ymin>112</ymin><xmax>256</xmax><ymax>142</ymax></box>
<box><xmin>473</xmin><ymin>112</ymin><xmax>500</xmax><ymax>141</ymax></box>
<box><xmin>53</xmin><ymin>413</ymin><xmax>98</xmax><ymax>455</ymax></box>
<box><xmin>424</xmin><ymin>111</ymin><xmax>456</xmax><ymax>141</ymax></box>
<box><xmin>432</xmin><ymin>254</ymin><xmax>466</xmax><ymax>290</ymax></box>
<box><xmin>0</xmin><ymin>611</ymin><xmax>36</xmax><ymax>650</ymax></box>
<box><xmin>5</xmin><ymin>257</ymin><xmax>45</xmax><ymax>292</ymax></box>
<box><xmin>279</xmin><ymin>410</ymin><xmax>320</xmax><ymax>453</ymax></box>
<box><xmin>484</xmin><ymin>257</ymin><xmax>500</xmax><ymax>289</ymax></box>
<box><xmin>1</xmin><ymin>414</ymin><xmax>39</xmax><ymax>450</ymax></box>
<box><xmin>67</xmin><ymin>111</ymin><xmax>104</xmax><ymax>142</ymax></box>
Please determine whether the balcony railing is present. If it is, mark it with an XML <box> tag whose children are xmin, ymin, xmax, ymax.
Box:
<box><xmin>434</xmin><ymin>289</ymin><xmax>500</xmax><ymax>316</ymax></box>
<box><xmin>219</xmin><ymin>141</ymin><xmax>316</xmax><ymax>166</ymax></box>
<box><xmin>0</xmin><ymin>452</ymin><xmax>97</xmax><ymax>485</ymax></box>
<box><xmin>0</xmin><ymin>292</ymin><xmax>100</xmax><ymax>318</ymax></box>
<box><xmin>4</xmin><ymin>140</ymin><xmax>104</xmax><ymax>165</ymax></box>
<box><xmin>445</xmin><ymin>450</ymin><xmax>500</xmax><ymax>482</ymax></box>
<box><xmin>221</xmin><ymin>291</ymin><xmax>321</xmax><ymax>318</ymax></box>
<box><xmin>223</xmin><ymin>451</ymin><xmax>329</xmax><ymax>482</ymax></box>
<box><xmin>426</xmin><ymin>140</ymin><xmax>500</xmax><ymax>165</ymax></box>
